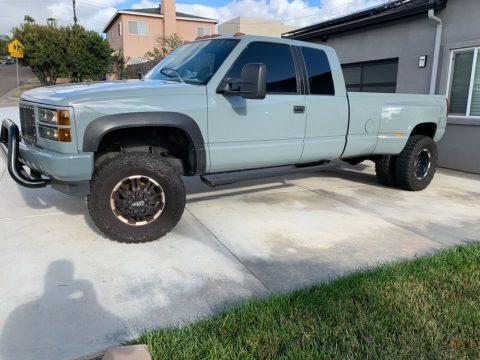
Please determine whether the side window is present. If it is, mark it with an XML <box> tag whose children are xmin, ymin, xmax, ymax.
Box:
<box><xmin>301</xmin><ymin>47</ymin><xmax>335</xmax><ymax>95</ymax></box>
<box><xmin>227</xmin><ymin>42</ymin><xmax>298</xmax><ymax>94</ymax></box>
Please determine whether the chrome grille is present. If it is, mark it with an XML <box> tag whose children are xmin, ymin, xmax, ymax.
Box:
<box><xmin>19</xmin><ymin>105</ymin><xmax>36</xmax><ymax>143</ymax></box>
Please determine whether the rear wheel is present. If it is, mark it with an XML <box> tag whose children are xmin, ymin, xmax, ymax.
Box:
<box><xmin>88</xmin><ymin>152</ymin><xmax>186</xmax><ymax>243</ymax></box>
<box><xmin>375</xmin><ymin>155</ymin><xmax>398</xmax><ymax>187</ymax></box>
<box><xmin>395</xmin><ymin>135</ymin><xmax>438</xmax><ymax>191</ymax></box>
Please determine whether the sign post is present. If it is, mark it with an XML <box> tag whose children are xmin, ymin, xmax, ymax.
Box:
<box><xmin>8</xmin><ymin>39</ymin><xmax>25</xmax><ymax>89</ymax></box>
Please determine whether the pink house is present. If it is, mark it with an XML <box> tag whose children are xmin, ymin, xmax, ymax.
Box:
<box><xmin>103</xmin><ymin>0</ymin><xmax>218</xmax><ymax>64</ymax></box>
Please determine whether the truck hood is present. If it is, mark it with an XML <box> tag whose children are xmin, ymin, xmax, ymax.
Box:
<box><xmin>20</xmin><ymin>79</ymin><xmax>205</xmax><ymax>106</ymax></box>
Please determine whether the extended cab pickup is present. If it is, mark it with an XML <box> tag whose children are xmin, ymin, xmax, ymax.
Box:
<box><xmin>0</xmin><ymin>35</ymin><xmax>447</xmax><ymax>243</ymax></box>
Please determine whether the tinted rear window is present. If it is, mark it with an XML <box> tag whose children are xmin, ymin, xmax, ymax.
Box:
<box><xmin>301</xmin><ymin>47</ymin><xmax>335</xmax><ymax>95</ymax></box>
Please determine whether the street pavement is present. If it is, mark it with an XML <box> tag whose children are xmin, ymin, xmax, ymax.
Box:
<box><xmin>0</xmin><ymin>63</ymin><xmax>34</xmax><ymax>98</ymax></box>
<box><xmin>0</xmin><ymin>107</ymin><xmax>479</xmax><ymax>359</ymax></box>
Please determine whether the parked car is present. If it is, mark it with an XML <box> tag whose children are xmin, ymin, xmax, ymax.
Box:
<box><xmin>5</xmin><ymin>56</ymin><xmax>14</xmax><ymax>65</ymax></box>
<box><xmin>0</xmin><ymin>35</ymin><xmax>447</xmax><ymax>243</ymax></box>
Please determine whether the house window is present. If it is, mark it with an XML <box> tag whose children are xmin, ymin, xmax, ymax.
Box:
<box><xmin>448</xmin><ymin>47</ymin><xmax>480</xmax><ymax>117</ymax></box>
<box><xmin>117</xmin><ymin>22</ymin><xmax>122</xmax><ymax>36</ymax></box>
<box><xmin>197</xmin><ymin>27</ymin><xmax>211</xmax><ymax>37</ymax></box>
<box><xmin>128</xmin><ymin>21</ymin><xmax>148</xmax><ymax>36</ymax></box>
<box><xmin>342</xmin><ymin>58</ymin><xmax>398</xmax><ymax>93</ymax></box>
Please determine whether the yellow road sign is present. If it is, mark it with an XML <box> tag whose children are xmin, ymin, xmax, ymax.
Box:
<box><xmin>8</xmin><ymin>39</ymin><xmax>24</xmax><ymax>58</ymax></box>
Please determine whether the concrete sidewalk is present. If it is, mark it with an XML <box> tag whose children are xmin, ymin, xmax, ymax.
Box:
<box><xmin>1</xmin><ymin>107</ymin><xmax>479</xmax><ymax>359</ymax></box>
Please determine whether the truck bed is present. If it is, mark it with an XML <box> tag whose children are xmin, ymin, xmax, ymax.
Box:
<box><xmin>342</xmin><ymin>92</ymin><xmax>448</xmax><ymax>158</ymax></box>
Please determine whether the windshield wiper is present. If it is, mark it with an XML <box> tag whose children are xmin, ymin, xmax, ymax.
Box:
<box><xmin>160</xmin><ymin>67</ymin><xmax>185</xmax><ymax>83</ymax></box>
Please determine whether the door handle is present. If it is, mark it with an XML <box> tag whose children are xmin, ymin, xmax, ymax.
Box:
<box><xmin>293</xmin><ymin>105</ymin><xmax>305</xmax><ymax>114</ymax></box>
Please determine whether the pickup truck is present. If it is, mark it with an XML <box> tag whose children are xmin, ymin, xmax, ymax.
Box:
<box><xmin>1</xmin><ymin>35</ymin><xmax>447</xmax><ymax>243</ymax></box>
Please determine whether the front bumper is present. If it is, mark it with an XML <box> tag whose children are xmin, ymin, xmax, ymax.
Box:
<box><xmin>1</xmin><ymin>119</ymin><xmax>93</xmax><ymax>192</ymax></box>
<box><xmin>0</xmin><ymin>118</ymin><xmax>49</xmax><ymax>188</ymax></box>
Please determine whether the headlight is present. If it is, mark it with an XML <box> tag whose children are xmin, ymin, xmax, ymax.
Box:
<box><xmin>38</xmin><ymin>108</ymin><xmax>70</xmax><ymax>125</ymax></box>
<box><xmin>38</xmin><ymin>125</ymin><xmax>72</xmax><ymax>142</ymax></box>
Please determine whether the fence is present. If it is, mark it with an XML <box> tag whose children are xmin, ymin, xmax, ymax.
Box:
<box><xmin>124</xmin><ymin>59</ymin><xmax>160</xmax><ymax>79</ymax></box>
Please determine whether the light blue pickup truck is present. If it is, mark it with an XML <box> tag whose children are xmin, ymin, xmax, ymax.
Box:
<box><xmin>1</xmin><ymin>35</ymin><xmax>447</xmax><ymax>243</ymax></box>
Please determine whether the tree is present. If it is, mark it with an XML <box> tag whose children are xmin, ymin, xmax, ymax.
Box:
<box><xmin>0</xmin><ymin>34</ymin><xmax>11</xmax><ymax>57</ymax></box>
<box><xmin>64</xmin><ymin>25</ymin><xmax>114</xmax><ymax>82</ymax></box>
<box><xmin>46</xmin><ymin>18</ymin><xmax>57</xmax><ymax>27</ymax></box>
<box><xmin>111</xmin><ymin>49</ymin><xmax>128</xmax><ymax>79</ymax></box>
<box><xmin>12</xmin><ymin>22</ymin><xmax>114</xmax><ymax>85</ymax></box>
<box><xmin>23</xmin><ymin>15</ymin><xmax>35</xmax><ymax>24</ymax></box>
<box><xmin>144</xmin><ymin>33</ymin><xmax>183</xmax><ymax>61</ymax></box>
<box><xmin>12</xmin><ymin>22</ymin><xmax>67</xmax><ymax>85</ymax></box>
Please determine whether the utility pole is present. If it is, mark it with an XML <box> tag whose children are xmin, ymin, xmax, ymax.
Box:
<box><xmin>72</xmin><ymin>0</ymin><xmax>78</xmax><ymax>25</ymax></box>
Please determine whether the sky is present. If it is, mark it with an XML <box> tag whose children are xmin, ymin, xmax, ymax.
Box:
<box><xmin>0</xmin><ymin>0</ymin><xmax>390</xmax><ymax>35</ymax></box>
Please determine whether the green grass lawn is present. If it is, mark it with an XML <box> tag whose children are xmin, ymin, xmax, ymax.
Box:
<box><xmin>135</xmin><ymin>244</ymin><xmax>480</xmax><ymax>359</ymax></box>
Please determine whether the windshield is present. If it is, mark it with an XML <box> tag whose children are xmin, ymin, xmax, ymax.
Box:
<box><xmin>146</xmin><ymin>39</ymin><xmax>240</xmax><ymax>85</ymax></box>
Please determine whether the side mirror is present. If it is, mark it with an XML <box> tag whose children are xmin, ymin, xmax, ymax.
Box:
<box><xmin>138</xmin><ymin>72</ymin><xmax>144</xmax><ymax>80</ymax></box>
<box><xmin>240</xmin><ymin>63</ymin><xmax>266</xmax><ymax>99</ymax></box>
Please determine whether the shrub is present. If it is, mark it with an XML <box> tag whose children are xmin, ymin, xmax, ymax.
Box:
<box><xmin>65</xmin><ymin>25</ymin><xmax>113</xmax><ymax>83</ymax></box>
<box><xmin>144</xmin><ymin>33</ymin><xmax>183</xmax><ymax>61</ymax></box>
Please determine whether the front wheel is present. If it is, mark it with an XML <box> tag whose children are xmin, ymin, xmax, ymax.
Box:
<box><xmin>87</xmin><ymin>153</ymin><xmax>186</xmax><ymax>243</ymax></box>
<box><xmin>395</xmin><ymin>135</ymin><xmax>438</xmax><ymax>191</ymax></box>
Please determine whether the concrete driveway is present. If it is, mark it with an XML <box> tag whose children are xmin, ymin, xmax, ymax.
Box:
<box><xmin>1</xmin><ymin>107</ymin><xmax>479</xmax><ymax>359</ymax></box>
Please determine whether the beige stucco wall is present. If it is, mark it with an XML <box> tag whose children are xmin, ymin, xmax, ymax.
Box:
<box><xmin>218</xmin><ymin>17</ymin><xmax>297</xmax><ymax>37</ymax></box>
<box><xmin>106</xmin><ymin>16</ymin><xmax>123</xmax><ymax>52</ymax></box>
<box><xmin>106</xmin><ymin>14</ymin><xmax>217</xmax><ymax>64</ymax></box>
<box><xmin>176</xmin><ymin>19</ymin><xmax>216</xmax><ymax>40</ymax></box>
<box><xmin>119</xmin><ymin>14</ymin><xmax>164</xmax><ymax>63</ymax></box>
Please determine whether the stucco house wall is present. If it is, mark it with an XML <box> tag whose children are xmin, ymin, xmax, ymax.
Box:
<box><xmin>104</xmin><ymin>2</ymin><xmax>218</xmax><ymax>65</ymax></box>
<box><xmin>315</xmin><ymin>16</ymin><xmax>437</xmax><ymax>94</ymax></box>
<box><xmin>176</xmin><ymin>19</ymin><xmax>216</xmax><ymax>40</ymax></box>
<box><xmin>434</xmin><ymin>0</ymin><xmax>480</xmax><ymax>174</ymax></box>
<box><xmin>120</xmin><ymin>14</ymin><xmax>164</xmax><ymax>63</ymax></box>
<box><xmin>106</xmin><ymin>16</ymin><xmax>123</xmax><ymax>52</ymax></box>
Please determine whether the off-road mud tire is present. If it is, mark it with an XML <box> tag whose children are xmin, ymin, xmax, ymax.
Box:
<box><xmin>87</xmin><ymin>152</ymin><xmax>186</xmax><ymax>243</ymax></box>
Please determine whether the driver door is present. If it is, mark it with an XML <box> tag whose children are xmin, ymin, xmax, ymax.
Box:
<box><xmin>207</xmin><ymin>41</ymin><xmax>307</xmax><ymax>173</ymax></box>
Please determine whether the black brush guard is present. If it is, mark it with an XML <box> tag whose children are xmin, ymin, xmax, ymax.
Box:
<box><xmin>0</xmin><ymin>118</ymin><xmax>49</xmax><ymax>188</ymax></box>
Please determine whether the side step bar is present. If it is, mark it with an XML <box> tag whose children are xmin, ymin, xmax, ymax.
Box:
<box><xmin>200</xmin><ymin>160</ymin><xmax>330</xmax><ymax>188</ymax></box>
<box><xmin>200</xmin><ymin>175</ymin><xmax>235</xmax><ymax>188</ymax></box>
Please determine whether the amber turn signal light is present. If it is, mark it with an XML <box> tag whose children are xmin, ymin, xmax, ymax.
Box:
<box><xmin>57</xmin><ymin>110</ymin><xmax>70</xmax><ymax>126</ymax></box>
<box><xmin>58</xmin><ymin>128</ymin><xmax>72</xmax><ymax>142</ymax></box>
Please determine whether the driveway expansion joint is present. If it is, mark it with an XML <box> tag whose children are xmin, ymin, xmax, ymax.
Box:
<box><xmin>185</xmin><ymin>208</ymin><xmax>274</xmax><ymax>294</ymax></box>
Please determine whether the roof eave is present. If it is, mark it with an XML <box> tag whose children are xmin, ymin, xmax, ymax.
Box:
<box><xmin>284</xmin><ymin>0</ymin><xmax>447</xmax><ymax>40</ymax></box>
<box><xmin>103</xmin><ymin>11</ymin><xmax>121</xmax><ymax>33</ymax></box>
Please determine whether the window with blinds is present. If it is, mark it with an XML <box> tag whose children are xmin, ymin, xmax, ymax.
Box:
<box><xmin>197</xmin><ymin>27</ymin><xmax>211</xmax><ymax>36</ymax></box>
<box><xmin>128</xmin><ymin>21</ymin><xmax>148</xmax><ymax>36</ymax></box>
<box><xmin>448</xmin><ymin>47</ymin><xmax>480</xmax><ymax>117</ymax></box>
